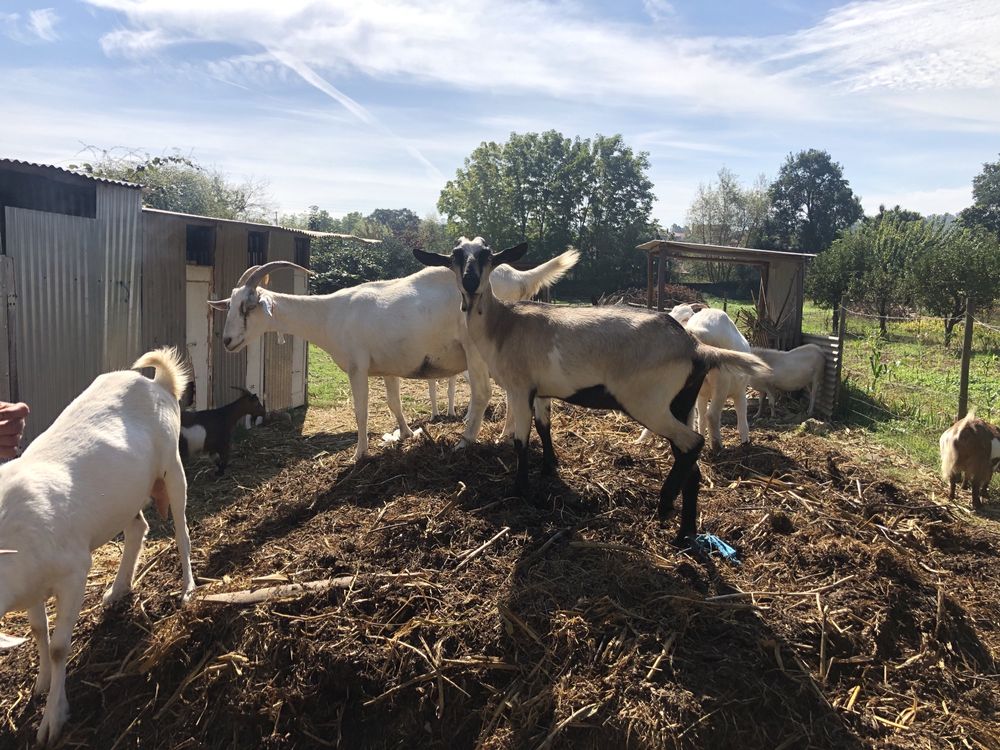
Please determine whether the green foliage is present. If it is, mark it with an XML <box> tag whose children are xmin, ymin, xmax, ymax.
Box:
<box><xmin>959</xmin><ymin>153</ymin><xmax>1000</xmax><ymax>237</ymax></box>
<box><xmin>909</xmin><ymin>227</ymin><xmax>1000</xmax><ymax>343</ymax></box>
<box><xmin>686</xmin><ymin>168</ymin><xmax>769</xmax><ymax>282</ymax></box>
<box><xmin>763</xmin><ymin>149</ymin><xmax>863</xmax><ymax>252</ymax></box>
<box><xmin>437</xmin><ymin>130</ymin><xmax>657</xmax><ymax>295</ymax></box>
<box><xmin>71</xmin><ymin>147</ymin><xmax>273</xmax><ymax>221</ymax></box>
<box><xmin>805</xmin><ymin>232</ymin><xmax>865</xmax><ymax>310</ymax></box>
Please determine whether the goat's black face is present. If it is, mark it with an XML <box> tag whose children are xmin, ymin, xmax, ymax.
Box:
<box><xmin>412</xmin><ymin>237</ymin><xmax>528</xmax><ymax>313</ymax></box>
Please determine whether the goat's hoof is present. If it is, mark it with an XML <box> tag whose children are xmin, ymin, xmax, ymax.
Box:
<box><xmin>36</xmin><ymin>697</ymin><xmax>67</xmax><ymax>748</ymax></box>
<box><xmin>452</xmin><ymin>438</ymin><xmax>470</xmax><ymax>452</ymax></box>
<box><xmin>670</xmin><ymin>532</ymin><xmax>695</xmax><ymax>550</ymax></box>
<box><xmin>101</xmin><ymin>588</ymin><xmax>126</xmax><ymax>608</ymax></box>
<box><xmin>180</xmin><ymin>587</ymin><xmax>196</xmax><ymax>605</ymax></box>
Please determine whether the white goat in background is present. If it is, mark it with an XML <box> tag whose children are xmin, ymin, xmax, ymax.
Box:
<box><xmin>749</xmin><ymin>343</ymin><xmax>826</xmax><ymax>418</ymax></box>
<box><xmin>0</xmin><ymin>348</ymin><xmax>194</xmax><ymax>747</ymax></box>
<box><xmin>639</xmin><ymin>304</ymin><xmax>752</xmax><ymax>450</ymax></box>
<box><xmin>426</xmin><ymin>250</ymin><xmax>580</xmax><ymax>425</ymax></box>
<box><xmin>211</xmin><ymin>252</ymin><xmax>578</xmax><ymax>461</ymax></box>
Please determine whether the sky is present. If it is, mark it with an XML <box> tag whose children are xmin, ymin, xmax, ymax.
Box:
<box><xmin>1</xmin><ymin>0</ymin><xmax>998</xmax><ymax>227</ymax></box>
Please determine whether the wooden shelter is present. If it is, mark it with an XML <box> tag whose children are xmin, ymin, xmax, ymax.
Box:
<box><xmin>636</xmin><ymin>240</ymin><xmax>814</xmax><ymax>349</ymax></box>
<box><xmin>636</xmin><ymin>240</ymin><xmax>841</xmax><ymax>419</ymax></box>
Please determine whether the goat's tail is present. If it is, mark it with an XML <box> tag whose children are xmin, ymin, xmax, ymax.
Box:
<box><xmin>132</xmin><ymin>347</ymin><xmax>191</xmax><ymax>402</ymax></box>
<box><xmin>698</xmin><ymin>344</ymin><xmax>772</xmax><ymax>382</ymax></box>
<box><xmin>512</xmin><ymin>248</ymin><xmax>581</xmax><ymax>299</ymax></box>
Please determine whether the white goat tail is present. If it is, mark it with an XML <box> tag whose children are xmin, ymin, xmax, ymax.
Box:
<box><xmin>132</xmin><ymin>346</ymin><xmax>191</xmax><ymax>402</ymax></box>
<box><xmin>697</xmin><ymin>344</ymin><xmax>772</xmax><ymax>381</ymax></box>
<box><xmin>516</xmin><ymin>248</ymin><xmax>579</xmax><ymax>297</ymax></box>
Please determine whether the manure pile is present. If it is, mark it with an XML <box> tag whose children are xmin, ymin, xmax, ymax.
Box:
<box><xmin>1</xmin><ymin>395</ymin><xmax>998</xmax><ymax>749</ymax></box>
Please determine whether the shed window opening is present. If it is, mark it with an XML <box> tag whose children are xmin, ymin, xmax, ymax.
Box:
<box><xmin>185</xmin><ymin>225</ymin><xmax>215</xmax><ymax>266</ymax></box>
<box><xmin>248</xmin><ymin>231</ymin><xmax>268</xmax><ymax>266</ymax></box>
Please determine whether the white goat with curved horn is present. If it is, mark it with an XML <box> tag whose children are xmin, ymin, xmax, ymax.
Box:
<box><xmin>210</xmin><ymin>255</ymin><xmax>574</xmax><ymax>461</ymax></box>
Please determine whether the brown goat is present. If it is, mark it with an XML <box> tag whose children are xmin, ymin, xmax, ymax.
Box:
<box><xmin>939</xmin><ymin>411</ymin><xmax>1000</xmax><ymax>509</ymax></box>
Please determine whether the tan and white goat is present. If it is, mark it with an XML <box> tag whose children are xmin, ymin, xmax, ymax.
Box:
<box><xmin>940</xmin><ymin>410</ymin><xmax>1000</xmax><ymax>509</ymax></box>
<box><xmin>414</xmin><ymin>238</ymin><xmax>770</xmax><ymax>545</ymax></box>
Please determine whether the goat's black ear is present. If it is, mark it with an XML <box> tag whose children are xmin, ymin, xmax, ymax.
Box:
<box><xmin>493</xmin><ymin>242</ymin><xmax>528</xmax><ymax>267</ymax></box>
<box><xmin>413</xmin><ymin>248</ymin><xmax>452</xmax><ymax>267</ymax></box>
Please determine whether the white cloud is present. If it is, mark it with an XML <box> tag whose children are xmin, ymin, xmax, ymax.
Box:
<box><xmin>27</xmin><ymin>8</ymin><xmax>59</xmax><ymax>42</ymax></box>
<box><xmin>2</xmin><ymin>7</ymin><xmax>60</xmax><ymax>43</ymax></box>
<box><xmin>861</xmin><ymin>186</ymin><xmax>972</xmax><ymax>216</ymax></box>
<box><xmin>773</xmin><ymin>0</ymin><xmax>1000</xmax><ymax>92</ymax></box>
<box><xmin>643</xmin><ymin>0</ymin><xmax>677</xmax><ymax>24</ymax></box>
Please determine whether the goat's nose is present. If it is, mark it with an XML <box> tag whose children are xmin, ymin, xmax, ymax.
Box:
<box><xmin>223</xmin><ymin>336</ymin><xmax>232</xmax><ymax>348</ymax></box>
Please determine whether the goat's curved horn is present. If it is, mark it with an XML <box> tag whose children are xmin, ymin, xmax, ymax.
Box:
<box><xmin>236</xmin><ymin>265</ymin><xmax>261</xmax><ymax>287</ymax></box>
<box><xmin>230</xmin><ymin>386</ymin><xmax>252</xmax><ymax>395</ymax></box>
<box><xmin>238</xmin><ymin>261</ymin><xmax>311</xmax><ymax>290</ymax></box>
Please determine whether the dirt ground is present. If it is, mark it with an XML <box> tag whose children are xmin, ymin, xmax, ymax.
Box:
<box><xmin>1</xmin><ymin>379</ymin><xmax>999</xmax><ymax>749</ymax></box>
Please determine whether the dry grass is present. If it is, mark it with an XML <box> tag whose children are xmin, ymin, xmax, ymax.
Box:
<box><xmin>1</xmin><ymin>380</ymin><xmax>998</xmax><ymax>749</ymax></box>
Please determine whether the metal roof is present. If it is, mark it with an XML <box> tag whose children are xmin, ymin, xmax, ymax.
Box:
<box><xmin>141</xmin><ymin>208</ymin><xmax>381</xmax><ymax>243</ymax></box>
<box><xmin>636</xmin><ymin>239</ymin><xmax>815</xmax><ymax>261</ymax></box>
<box><xmin>0</xmin><ymin>158</ymin><xmax>141</xmax><ymax>188</ymax></box>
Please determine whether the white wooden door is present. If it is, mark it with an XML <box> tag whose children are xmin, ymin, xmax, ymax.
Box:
<box><xmin>290</xmin><ymin>270</ymin><xmax>308</xmax><ymax>407</ymax></box>
<box><xmin>185</xmin><ymin>265</ymin><xmax>213</xmax><ymax>410</ymax></box>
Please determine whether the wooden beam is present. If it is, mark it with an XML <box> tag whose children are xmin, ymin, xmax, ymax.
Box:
<box><xmin>645</xmin><ymin>251</ymin><xmax>654</xmax><ymax>309</ymax></box>
<box><xmin>656</xmin><ymin>251</ymin><xmax>667</xmax><ymax>311</ymax></box>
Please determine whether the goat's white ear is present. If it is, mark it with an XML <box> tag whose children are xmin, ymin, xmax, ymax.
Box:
<box><xmin>493</xmin><ymin>242</ymin><xmax>529</xmax><ymax>267</ymax></box>
<box><xmin>260</xmin><ymin>296</ymin><xmax>275</xmax><ymax>317</ymax></box>
<box><xmin>207</xmin><ymin>298</ymin><xmax>230</xmax><ymax>311</ymax></box>
<box><xmin>0</xmin><ymin>633</ymin><xmax>28</xmax><ymax>650</ymax></box>
<box><xmin>413</xmin><ymin>248</ymin><xmax>451</xmax><ymax>267</ymax></box>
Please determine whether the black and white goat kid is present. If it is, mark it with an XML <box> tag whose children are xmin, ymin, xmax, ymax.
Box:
<box><xmin>414</xmin><ymin>238</ymin><xmax>771</xmax><ymax>544</ymax></box>
<box><xmin>180</xmin><ymin>387</ymin><xmax>266</xmax><ymax>476</ymax></box>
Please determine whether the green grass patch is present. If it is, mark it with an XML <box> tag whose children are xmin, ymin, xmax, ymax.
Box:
<box><xmin>307</xmin><ymin>343</ymin><xmax>350</xmax><ymax>408</ymax></box>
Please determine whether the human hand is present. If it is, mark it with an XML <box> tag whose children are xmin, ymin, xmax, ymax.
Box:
<box><xmin>0</xmin><ymin>402</ymin><xmax>29</xmax><ymax>459</ymax></box>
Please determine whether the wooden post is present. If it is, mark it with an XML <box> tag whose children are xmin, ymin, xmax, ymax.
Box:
<box><xmin>833</xmin><ymin>299</ymin><xmax>847</xmax><ymax>416</ymax></box>
<box><xmin>957</xmin><ymin>298</ymin><xmax>975</xmax><ymax>420</ymax></box>
<box><xmin>646</xmin><ymin>251</ymin><xmax>654</xmax><ymax>309</ymax></box>
<box><xmin>656</xmin><ymin>251</ymin><xmax>666</xmax><ymax>312</ymax></box>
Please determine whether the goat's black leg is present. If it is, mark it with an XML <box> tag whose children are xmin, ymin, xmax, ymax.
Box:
<box><xmin>533</xmin><ymin>397</ymin><xmax>557</xmax><ymax>475</ymax></box>
<box><xmin>659</xmin><ymin>359</ymin><xmax>708</xmax><ymax>545</ymax></box>
<box><xmin>972</xmin><ymin>483</ymin><xmax>982</xmax><ymax>510</ymax></box>
<box><xmin>949</xmin><ymin>478</ymin><xmax>957</xmax><ymax>501</ymax></box>
<box><xmin>216</xmin><ymin>446</ymin><xmax>229</xmax><ymax>476</ymax></box>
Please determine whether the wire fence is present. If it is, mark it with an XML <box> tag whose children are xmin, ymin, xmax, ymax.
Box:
<box><xmin>839</xmin><ymin>305</ymin><xmax>1000</xmax><ymax>448</ymax></box>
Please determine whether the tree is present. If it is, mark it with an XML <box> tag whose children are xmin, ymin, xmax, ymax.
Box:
<box><xmin>437</xmin><ymin>130</ymin><xmax>657</xmax><ymax>295</ymax></box>
<box><xmin>959</xmin><ymin>154</ymin><xmax>1000</xmax><ymax>237</ymax></box>
<box><xmin>805</xmin><ymin>234</ymin><xmax>866</xmax><ymax>330</ymax></box>
<box><xmin>686</xmin><ymin>168</ymin><xmax>769</xmax><ymax>282</ymax></box>
<box><xmin>72</xmin><ymin>147</ymin><xmax>273</xmax><ymax>222</ymax></box>
<box><xmin>910</xmin><ymin>228</ymin><xmax>1000</xmax><ymax>344</ymax></box>
<box><xmin>764</xmin><ymin>149</ymin><xmax>863</xmax><ymax>252</ymax></box>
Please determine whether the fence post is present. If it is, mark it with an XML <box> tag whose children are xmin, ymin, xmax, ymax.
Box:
<box><xmin>834</xmin><ymin>299</ymin><xmax>847</xmax><ymax>416</ymax></box>
<box><xmin>957</xmin><ymin>298</ymin><xmax>975</xmax><ymax>420</ymax></box>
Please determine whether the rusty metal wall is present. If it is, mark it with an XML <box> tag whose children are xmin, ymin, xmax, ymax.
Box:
<box><xmin>140</xmin><ymin>211</ymin><xmax>186</xmax><ymax>352</ymax></box>
<box><xmin>98</xmin><ymin>184</ymin><xmax>143</xmax><ymax>371</ymax></box>
<box><xmin>4</xmin><ymin>206</ymin><xmax>103</xmax><ymax>444</ymax></box>
<box><xmin>212</xmin><ymin>223</ymin><xmax>248</xmax><ymax>407</ymax></box>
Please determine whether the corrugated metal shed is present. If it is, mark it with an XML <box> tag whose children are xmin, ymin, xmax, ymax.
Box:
<box><xmin>1</xmin><ymin>160</ymin><xmax>314</xmax><ymax>445</ymax></box>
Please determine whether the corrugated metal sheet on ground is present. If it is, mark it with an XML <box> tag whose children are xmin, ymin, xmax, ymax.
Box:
<box><xmin>802</xmin><ymin>333</ymin><xmax>842</xmax><ymax>420</ymax></box>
